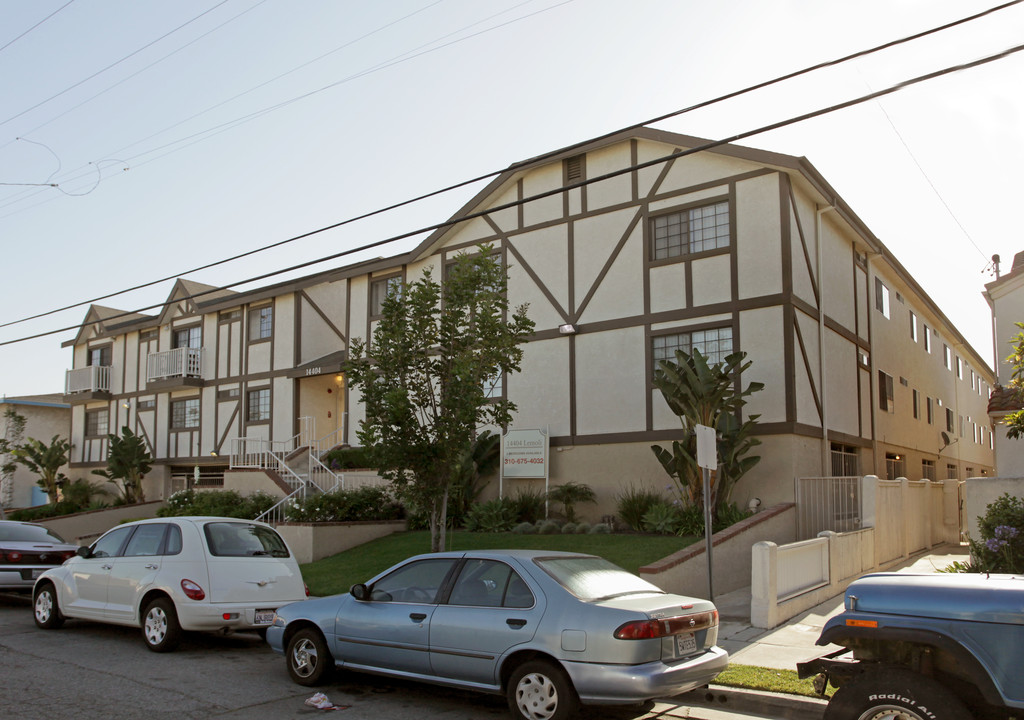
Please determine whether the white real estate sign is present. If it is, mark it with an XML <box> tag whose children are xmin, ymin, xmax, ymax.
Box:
<box><xmin>502</xmin><ymin>427</ymin><xmax>548</xmax><ymax>478</ymax></box>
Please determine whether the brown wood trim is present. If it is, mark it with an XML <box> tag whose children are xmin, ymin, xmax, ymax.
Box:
<box><xmin>504</xmin><ymin>241</ymin><xmax>570</xmax><ymax>323</ymax></box>
<box><xmin>299</xmin><ymin>288</ymin><xmax>347</xmax><ymax>343</ymax></box>
<box><xmin>793</xmin><ymin>314</ymin><xmax>823</xmax><ymax>421</ymax></box>
<box><xmin>575</xmin><ymin>208</ymin><xmax>643</xmax><ymax>319</ymax></box>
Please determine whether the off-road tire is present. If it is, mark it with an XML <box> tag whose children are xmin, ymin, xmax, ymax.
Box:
<box><xmin>824</xmin><ymin>668</ymin><xmax>974</xmax><ymax>720</ymax></box>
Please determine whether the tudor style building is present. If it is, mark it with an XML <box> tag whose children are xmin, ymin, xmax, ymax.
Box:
<box><xmin>62</xmin><ymin>128</ymin><xmax>995</xmax><ymax>516</ymax></box>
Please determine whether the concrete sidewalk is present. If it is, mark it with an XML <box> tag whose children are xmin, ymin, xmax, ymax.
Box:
<box><xmin>713</xmin><ymin>543</ymin><xmax>971</xmax><ymax>671</ymax></box>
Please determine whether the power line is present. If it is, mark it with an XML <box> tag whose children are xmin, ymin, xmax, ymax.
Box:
<box><xmin>0</xmin><ymin>0</ymin><xmax>232</xmax><ymax>129</ymax></box>
<box><xmin>0</xmin><ymin>0</ymin><xmax>77</xmax><ymax>55</ymax></box>
<box><xmin>1</xmin><ymin>0</ymin><xmax>1018</xmax><ymax>329</ymax></box>
<box><xmin>0</xmin><ymin>0</ymin><xmax>571</xmax><ymax>212</ymax></box>
<box><xmin>2</xmin><ymin>39</ymin><xmax>1022</xmax><ymax>348</ymax></box>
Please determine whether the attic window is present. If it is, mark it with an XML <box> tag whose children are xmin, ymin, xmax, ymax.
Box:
<box><xmin>565</xmin><ymin>155</ymin><xmax>584</xmax><ymax>183</ymax></box>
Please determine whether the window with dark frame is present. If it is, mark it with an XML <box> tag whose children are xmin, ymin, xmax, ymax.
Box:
<box><xmin>173</xmin><ymin>326</ymin><xmax>201</xmax><ymax>350</ymax></box>
<box><xmin>483</xmin><ymin>373</ymin><xmax>503</xmax><ymax>401</ymax></box>
<box><xmin>650</xmin><ymin>200</ymin><xmax>730</xmax><ymax>261</ymax></box>
<box><xmin>88</xmin><ymin>345</ymin><xmax>112</xmax><ymax>367</ymax></box>
<box><xmin>912</xmin><ymin>389</ymin><xmax>920</xmax><ymax>419</ymax></box>
<box><xmin>878</xmin><ymin>370</ymin><xmax>894</xmax><ymax>413</ymax></box>
<box><xmin>370</xmin><ymin>275</ymin><xmax>403</xmax><ymax>317</ymax></box>
<box><xmin>909</xmin><ymin>311</ymin><xmax>917</xmax><ymax>342</ymax></box>
<box><xmin>927</xmin><ymin>396</ymin><xmax>933</xmax><ymax>424</ymax></box>
<box><xmin>85</xmin><ymin>408</ymin><xmax>109</xmax><ymax>437</ymax></box>
<box><xmin>171</xmin><ymin>397</ymin><xmax>200</xmax><ymax>429</ymax></box>
<box><xmin>946</xmin><ymin>408</ymin><xmax>954</xmax><ymax>433</ymax></box>
<box><xmin>246</xmin><ymin>388</ymin><xmax>270</xmax><ymax>423</ymax></box>
<box><xmin>921</xmin><ymin>459</ymin><xmax>936</xmax><ymax>481</ymax></box>
<box><xmin>874</xmin><ymin>278</ymin><xmax>890</xmax><ymax>318</ymax></box>
<box><xmin>652</xmin><ymin>326</ymin><xmax>733</xmax><ymax>371</ymax></box>
<box><xmin>830</xmin><ymin>443</ymin><xmax>859</xmax><ymax>476</ymax></box>
<box><xmin>248</xmin><ymin>306</ymin><xmax>273</xmax><ymax>341</ymax></box>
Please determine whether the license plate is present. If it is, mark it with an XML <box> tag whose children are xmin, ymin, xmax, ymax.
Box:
<box><xmin>31</xmin><ymin>569</ymin><xmax>43</xmax><ymax>579</ymax></box>
<box><xmin>676</xmin><ymin>632</ymin><xmax>697</xmax><ymax>656</ymax></box>
<box><xmin>254</xmin><ymin>609</ymin><xmax>275</xmax><ymax>626</ymax></box>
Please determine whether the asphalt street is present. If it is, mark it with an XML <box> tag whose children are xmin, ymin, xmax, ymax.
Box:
<box><xmin>0</xmin><ymin>593</ymin><xmax>817</xmax><ymax>720</ymax></box>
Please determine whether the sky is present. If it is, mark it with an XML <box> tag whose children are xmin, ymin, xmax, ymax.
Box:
<box><xmin>1</xmin><ymin>0</ymin><xmax>1023</xmax><ymax>398</ymax></box>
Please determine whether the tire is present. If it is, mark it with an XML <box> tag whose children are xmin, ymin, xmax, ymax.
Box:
<box><xmin>287</xmin><ymin>628</ymin><xmax>333</xmax><ymax>686</ymax></box>
<box><xmin>508</xmin><ymin>659</ymin><xmax>578</xmax><ymax>720</ymax></box>
<box><xmin>141</xmin><ymin>598</ymin><xmax>182</xmax><ymax>653</ymax></box>
<box><xmin>33</xmin><ymin>583</ymin><xmax>65</xmax><ymax>630</ymax></box>
<box><xmin>824</xmin><ymin>669</ymin><xmax>974</xmax><ymax>720</ymax></box>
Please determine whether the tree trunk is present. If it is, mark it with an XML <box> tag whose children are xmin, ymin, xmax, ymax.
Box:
<box><xmin>429</xmin><ymin>487</ymin><xmax>450</xmax><ymax>553</ymax></box>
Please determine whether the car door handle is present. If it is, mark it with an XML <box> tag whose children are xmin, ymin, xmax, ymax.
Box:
<box><xmin>506</xmin><ymin>618</ymin><xmax>527</xmax><ymax>628</ymax></box>
<box><xmin>144</xmin><ymin>564</ymin><xmax>158</xmax><ymax>570</ymax></box>
<box><xmin>101</xmin><ymin>564</ymin><xmax>113</xmax><ymax>570</ymax></box>
<box><xmin>410</xmin><ymin>613</ymin><xmax>427</xmax><ymax>623</ymax></box>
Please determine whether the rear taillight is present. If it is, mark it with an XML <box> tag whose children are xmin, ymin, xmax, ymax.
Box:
<box><xmin>180</xmin><ymin>579</ymin><xmax>206</xmax><ymax>601</ymax></box>
<box><xmin>304</xmin><ymin>584</ymin><xmax>310</xmax><ymax>597</ymax></box>
<box><xmin>4</xmin><ymin>551</ymin><xmax>22</xmax><ymax>563</ymax></box>
<box><xmin>61</xmin><ymin>551</ymin><xmax>76</xmax><ymax>561</ymax></box>
<box><xmin>614</xmin><ymin>610</ymin><xmax>718</xmax><ymax>640</ymax></box>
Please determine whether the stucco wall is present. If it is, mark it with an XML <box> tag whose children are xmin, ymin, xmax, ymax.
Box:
<box><xmin>964</xmin><ymin>476</ymin><xmax>1024</xmax><ymax>543</ymax></box>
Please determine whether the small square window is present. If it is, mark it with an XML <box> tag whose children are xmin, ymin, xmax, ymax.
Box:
<box><xmin>650</xmin><ymin>201</ymin><xmax>730</xmax><ymax>261</ymax></box>
<box><xmin>370</xmin><ymin>275</ymin><xmax>403</xmax><ymax>317</ymax></box>
<box><xmin>653</xmin><ymin>327</ymin><xmax>733</xmax><ymax>371</ymax></box>
<box><xmin>171</xmin><ymin>398</ymin><xmax>200</xmax><ymax>429</ymax></box>
<box><xmin>249</xmin><ymin>306</ymin><xmax>273</xmax><ymax>341</ymax></box>
<box><xmin>246</xmin><ymin>388</ymin><xmax>270</xmax><ymax>423</ymax></box>
<box><xmin>85</xmin><ymin>408</ymin><xmax>109</xmax><ymax>437</ymax></box>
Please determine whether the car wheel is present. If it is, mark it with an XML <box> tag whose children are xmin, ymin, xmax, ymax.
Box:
<box><xmin>287</xmin><ymin>628</ymin><xmax>333</xmax><ymax>686</ymax></box>
<box><xmin>824</xmin><ymin>669</ymin><xmax>974</xmax><ymax>720</ymax></box>
<box><xmin>141</xmin><ymin>598</ymin><xmax>182</xmax><ymax>653</ymax></box>
<box><xmin>33</xmin><ymin>583</ymin><xmax>65</xmax><ymax>629</ymax></box>
<box><xmin>508</xmin><ymin>659</ymin><xmax>578</xmax><ymax>720</ymax></box>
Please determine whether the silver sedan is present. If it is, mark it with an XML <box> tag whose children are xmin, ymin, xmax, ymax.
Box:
<box><xmin>267</xmin><ymin>549</ymin><xmax>727</xmax><ymax>720</ymax></box>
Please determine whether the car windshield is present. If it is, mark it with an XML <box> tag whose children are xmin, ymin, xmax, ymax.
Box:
<box><xmin>536</xmin><ymin>556</ymin><xmax>664</xmax><ymax>601</ymax></box>
<box><xmin>204</xmin><ymin>522</ymin><xmax>290</xmax><ymax>557</ymax></box>
<box><xmin>0</xmin><ymin>523</ymin><xmax>68</xmax><ymax>544</ymax></box>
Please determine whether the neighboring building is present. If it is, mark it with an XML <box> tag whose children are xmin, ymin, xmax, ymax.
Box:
<box><xmin>0</xmin><ymin>394</ymin><xmax>71</xmax><ymax>509</ymax></box>
<box><xmin>61</xmin><ymin>128</ymin><xmax>994</xmax><ymax>518</ymax></box>
<box><xmin>984</xmin><ymin>250</ymin><xmax>1024</xmax><ymax>476</ymax></box>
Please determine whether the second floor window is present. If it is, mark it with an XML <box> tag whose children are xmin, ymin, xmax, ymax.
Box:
<box><xmin>650</xmin><ymin>201</ymin><xmax>730</xmax><ymax>260</ymax></box>
<box><xmin>653</xmin><ymin>326</ymin><xmax>733</xmax><ymax>371</ymax></box>
<box><xmin>247</xmin><ymin>388</ymin><xmax>270</xmax><ymax>422</ymax></box>
<box><xmin>874</xmin><ymin>278</ymin><xmax>890</xmax><ymax>318</ymax></box>
<box><xmin>249</xmin><ymin>306</ymin><xmax>273</xmax><ymax>341</ymax></box>
<box><xmin>173</xmin><ymin>326</ymin><xmax>201</xmax><ymax>350</ymax></box>
<box><xmin>878</xmin><ymin>371</ymin><xmax>894</xmax><ymax>413</ymax></box>
<box><xmin>88</xmin><ymin>345</ymin><xmax>112</xmax><ymax>367</ymax></box>
<box><xmin>85</xmin><ymin>408</ymin><xmax>109</xmax><ymax>437</ymax></box>
<box><xmin>370</xmin><ymin>275</ymin><xmax>403</xmax><ymax>318</ymax></box>
<box><xmin>922</xmin><ymin>459</ymin><xmax>936</xmax><ymax>480</ymax></box>
<box><xmin>171</xmin><ymin>398</ymin><xmax>200</xmax><ymax>429</ymax></box>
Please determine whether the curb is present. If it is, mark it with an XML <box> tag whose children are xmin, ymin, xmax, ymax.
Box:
<box><xmin>676</xmin><ymin>685</ymin><xmax>827</xmax><ymax>720</ymax></box>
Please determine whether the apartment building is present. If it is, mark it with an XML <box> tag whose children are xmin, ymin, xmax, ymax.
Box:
<box><xmin>62</xmin><ymin>128</ymin><xmax>995</xmax><ymax>515</ymax></box>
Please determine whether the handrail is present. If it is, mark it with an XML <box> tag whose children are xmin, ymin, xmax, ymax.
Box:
<box><xmin>65</xmin><ymin>365</ymin><xmax>111</xmax><ymax>394</ymax></box>
<box><xmin>254</xmin><ymin>486</ymin><xmax>304</xmax><ymax>525</ymax></box>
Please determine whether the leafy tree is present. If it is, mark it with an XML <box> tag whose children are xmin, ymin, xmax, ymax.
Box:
<box><xmin>1002</xmin><ymin>322</ymin><xmax>1024</xmax><ymax>438</ymax></box>
<box><xmin>650</xmin><ymin>348</ymin><xmax>763</xmax><ymax>518</ymax></box>
<box><xmin>92</xmin><ymin>426</ymin><xmax>152</xmax><ymax>504</ymax></box>
<box><xmin>0</xmin><ymin>408</ymin><xmax>27</xmax><ymax>518</ymax></box>
<box><xmin>450</xmin><ymin>430</ymin><xmax>501</xmax><ymax>523</ymax></box>
<box><xmin>12</xmin><ymin>435</ymin><xmax>72</xmax><ymax>505</ymax></box>
<box><xmin>346</xmin><ymin>246</ymin><xmax>534</xmax><ymax>552</ymax></box>
<box><xmin>547</xmin><ymin>481</ymin><xmax>596</xmax><ymax>523</ymax></box>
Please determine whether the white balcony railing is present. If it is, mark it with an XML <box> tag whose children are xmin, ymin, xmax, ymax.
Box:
<box><xmin>147</xmin><ymin>347</ymin><xmax>204</xmax><ymax>382</ymax></box>
<box><xmin>65</xmin><ymin>365</ymin><xmax>111</xmax><ymax>394</ymax></box>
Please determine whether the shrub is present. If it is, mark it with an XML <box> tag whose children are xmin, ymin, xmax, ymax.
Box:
<box><xmin>509</xmin><ymin>487</ymin><xmax>547</xmax><ymax>524</ymax></box>
<box><xmin>575</xmin><ymin>522</ymin><xmax>591</xmax><ymax>534</ymax></box>
<box><xmin>547</xmin><ymin>481</ymin><xmax>596</xmax><ymax>523</ymax></box>
<box><xmin>966</xmin><ymin>493</ymin><xmax>1024</xmax><ymax>573</ymax></box>
<box><xmin>537</xmin><ymin>520</ymin><xmax>561</xmax><ymax>535</ymax></box>
<box><xmin>285</xmin><ymin>486</ymin><xmax>403</xmax><ymax>523</ymax></box>
<box><xmin>675</xmin><ymin>502</ymin><xmax>751</xmax><ymax>536</ymax></box>
<box><xmin>464</xmin><ymin>498</ymin><xmax>517</xmax><ymax>532</ymax></box>
<box><xmin>589</xmin><ymin>522</ymin><xmax>611</xmax><ymax>534</ymax></box>
<box><xmin>158</xmin><ymin>489</ymin><xmax>279</xmax><ymax>520</ymax></box>
<box><xmin>321</xmin><ymin>446</ymin><xmax>376</xmax><ymax>470</ymax></box>
<box><xmin>561</xmin><ymin>522</ymin><xmax>578</xmax><ymax>534</ymax></box>
<box><xmin>512</xmin><ymin>521</ymin><xmax>538</xmax><ymax>535</ymax></box>
<box><xmin>616</xmin><ymin>484</ymin><xmax>665</xmax><ymax>532</ymax></box>
<box><xmin>642</xmin><ymin>502</ymin><xmax>680</xmax><ymax>534</ymax></box>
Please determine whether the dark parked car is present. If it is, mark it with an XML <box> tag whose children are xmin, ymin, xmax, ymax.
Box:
<box><xmin>0</xmin><ymin>520</ymin><xmax>78</xmax><ymax>592</ymax></box>
<box><xmin>267</xmin><ymin>549</ymin><xmax>727</xmax><ymax>720</ymax></box>
<box><xmin>798</xmin><ymin>572</ymin><xmax>1024</xmax><ymax>720</ymax></box>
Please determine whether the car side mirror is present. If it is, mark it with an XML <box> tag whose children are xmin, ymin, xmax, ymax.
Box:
<box><xmin>76</xmin><ymin>546</ymin><xmax>91</xmax><ymax>559</ymax></box>
<box><xmin>350</xmin><ymin>583</ymin><xmax>369</xmax><ymax>601</ymax></box>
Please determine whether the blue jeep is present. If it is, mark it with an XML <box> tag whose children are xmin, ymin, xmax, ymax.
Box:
<box><xmin>797</xmin><ymin>572</ymin><xmax>1024</xmax><ymax>720</ymax></box>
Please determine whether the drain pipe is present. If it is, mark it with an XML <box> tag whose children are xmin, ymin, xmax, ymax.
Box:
<box><xmin>816</xmin><ymin>203</ymin><xmax>836</xmax><ymax>474</ymax></box>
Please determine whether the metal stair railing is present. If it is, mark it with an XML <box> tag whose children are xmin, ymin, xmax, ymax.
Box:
<box><xmin>255</xmin><ymin>487</ymin><xmax>304</xmax><ymax>525</ymax></box>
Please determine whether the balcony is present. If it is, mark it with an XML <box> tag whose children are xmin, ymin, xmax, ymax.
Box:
<box><xmin>64</xmin><ymin>365</ymin><xmax>112</xmax><ymax>404</ymax></box>
<box><xmin>147</xmin><ymin>347</ymin><xmax>205</xmax><ymax>390</ymax></box>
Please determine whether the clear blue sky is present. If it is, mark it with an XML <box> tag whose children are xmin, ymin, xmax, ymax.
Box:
<box><xmin>2</xmin><ymin>0</ymin><xmax>1022</xmax><ymax>397</ymax></box>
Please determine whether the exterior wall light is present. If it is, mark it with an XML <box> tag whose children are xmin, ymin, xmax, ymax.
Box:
<box><xmin>558</xmin><ymin>324</ymin><xmax>577</xmax><ymax>335</ymax></box>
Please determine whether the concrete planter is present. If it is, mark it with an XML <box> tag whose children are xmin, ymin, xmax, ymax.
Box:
<box><xmin>276</xmin><ymin>519</ymin><xmax>407</xmax><ymax>564</ymax></box>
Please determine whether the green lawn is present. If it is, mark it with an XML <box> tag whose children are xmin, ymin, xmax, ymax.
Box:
<box><xmin>300</xmin><ymin>529</ymin><xmax>695</xmax><ymax>597</ymax></box>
